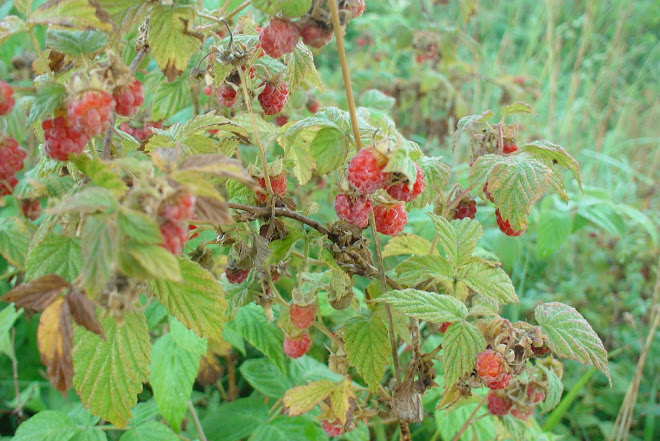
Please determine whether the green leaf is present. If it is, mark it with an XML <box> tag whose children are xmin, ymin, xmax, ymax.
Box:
<box><xmin>442</xmin><ymin>321</ymin><xmax>487</xmax><ymax>387</ymax></box>
<box><xmin>427</xmin><ymin>213</ymin><xmax>482</xmax><ymax>265</ymax></box>
<box><xmin>228</xmin><ymin>303</ymin><xmax>286</xmax><ymax>373</ymax></box>
<box><xmin>359</xmin><ymin>89</ymin><xmax>396</xmax><ymax>111</ymax></box>
<box><xmin>309</xmin><ymin>127</ymin><xmax>348</xmax><ymax>174</ymax></box>
<box><xmin>382</xmin><ymin>234</ymin><xmax>432</xmax><ymax>257</ymax></box>
<box><xmin>46</xmin><ymin>29</ymin><xmax>108</xmax><ymax>57</ymax></box>
<box><xmin>521</xmin><ymin>140</ymin><xmax>581</xmax><ymax>189</ymax></box>
<box><xmin>452</xmin><ymin>110</ymin><xmax>493</xmax><ymax>151</ymax></box>
<box><xmin>50</xmin><ymin>187</ymin><xmax>119</xmax><ymax>215</ymax></box>
<box><xmin>0</xmin><ymin>16</ymin><xmax>26</xmax><ymax>46</ymax></box>
<box><xmin>394</xmin><ymin>255</ymin><xmax>453</xmax><ymax>288</ymax></box>
<box><xmin>289</xmin><ymin>355</ymin><xmax>344</xmax><ymax>384</ymax></box>
<box><xmin>286</xmin><ymin>42</ymin><xmax>323</xmax><ymax>94</ymax></box>
<box><xmin>26</xmin><ymin>235</ymin><xmax>82</xmax><ymax>282</ymax></box>
<box><xmin>250</xmin><ymin>416</ymin><xmax>326</xmax><ymax>441</ymax></box>
<box><xmin>70</xmin><ymin>157</ymin><xmax>128</xmax><ymax>197</ymax></box>
<box><xmin>150</xmin><ymin>75</ymin><xmax>191</xmax><ymax>120</ymax></box>
<box><xmin>536</xmin><ymin>210</ymin><xmax>572</xmax><ymax>258</ymax></box>
<box><xmin>119</xmin><ymin>422</ymin><xmax>179</xmax><ymax>441</ymax></box>
<box><xmin>375</xmin><ymin>289</ymin><xmax>467</xmax><ymax>323</ymax></box>
<box><xmin>121</xmin><ymin>244</ymin><xmax>182</xmax><ymax>282</ymax></box>
<box><xmin>343</xmin><ymin>314</ymin><xmax>390</xmax><ymax>391</ymax></box>
<box><xmin>281</xmin><ymin>0</ymin><xmax>312</xmax><ymax>17</ymax></box>
<box><xmin>81</xmin><ymin>215</ymin><xmax>118</xmax><ymax>298</ymax></box>
<box><xmin>150</xmin><ymin>258</ymin><xmax>227</xmax><ymax>345</ymax></box>
<box><xmin>117</xmin><ymin>208</ymin><xmax>163</xmax><ymax>245</ymax></box>
<box><xmin>435</xmin><ymin>399</ymin><xmax>495</xmax><ymax>441</ymax></box>
<box><xmin>282</xmin><ymin>379</ymin><xmax>337</xmax><ymax>415</ymax></box>
<box><xmin>0</xmin><ymin>216</ymin><xmax>32</xmax><ymax>268</ymax></box>
<box><xmin>0</xmin><ymin>304</ymin><xmax>23</xmax><ymax>361</ymax></box>
<box><xmin>535</xmin><ymin>302</ymin><xmax>611</xmax><ymax>385</ymax></box>
<box><xmin>150</xmin><ymin>318</ymin><xmax>206</xmax><ymax>432</ymax></box>
<box><xmin>73</xmin><ymin>312</ymin><xmax>151</xmax><ymax>428</ymax></box>
<box><xmin>539</xmin><ymin>366</ymin><xmax>563</xmax><ymax>414</ymax></box>
<box><xmin>13</xmin><ymin>411</ymin><xmax>78</xmax><ymax>441</ymax></box>
<box><xmin>383</xmin><ymin>144</ymin><xmax>417</xmax><ymax>184</ymax></box>
<box><xmin>26</xmin><ymin>82</ymin><xmax>67</xmax><ymax>125</ymax></box>
<box><xmin>501</xmin><ymin>102</ymin><xmax>538</xmax><ymax>118</ymax></box>
<box><xmin>458</xmin><ymin>259</ymin><xmax>518</xmax><ymax>304</ymax></box>
<box><xmin>29</xmin><ymin>0</ymin><xmax>113</xmax><ymax>32</ymax></box>
<box><xmin>577</xmin><ymin>202</ymin><xmax>625</xmax><ymax>237</ymax></box>
<box><xmin>201</xmin><ymin>398</ymin><xmax>269</xmax><ymax>441</ymax></box>
<box><xmin>282</xmin><ymin>126</ymin><xmax>316</xmax><ymax>185</ymax></box>
<box><xmin>239</xmin><ymin>358</ymin><xmax>294</xmax><ymax>398</ymax></box>
<box><xmin>70</xmin><ymin>426</ymin><xmax>108</xmax><ymax>441</ymax></box>
<box><xmin>148</xmin><ymin>5</ymin><xmax>202</xmax><ymax>81</ymax></box>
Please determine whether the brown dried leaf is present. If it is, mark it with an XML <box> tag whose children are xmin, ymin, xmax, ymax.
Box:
<box><xmin>38</xmin><ymin>296</ymin><xmax>74</xmax><ymax>393</ymax></box>
<box><xmin>195</xmin><ymin>196</ymin><xmax>233</xmax><ymax>225</ymax></box>
<box><xmin>67</xmin><ymin>288</ymin><xmax>105</xmax><ymax>339</ymax></box>
<box><xmin>392</xmin><ymin>379</ymin><xmax>423</xmax><ymax>423</ymax></box>
<box><xmin>1</xmin><ymin>274</ymin><xmax>69</xmax><ymax>311</ymax></box>
<box><xmin>178</xmin><ymin>154</ymin><xmax>255</xmax><ymax>187</ymax></box>
<box><xmin>196</xmin><ymin>350</ymin><xmax>223</xmax><ymax>386</ymax></box>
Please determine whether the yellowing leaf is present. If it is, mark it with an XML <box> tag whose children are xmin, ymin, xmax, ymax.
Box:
<box><xmin>282</xmin><ymin>380</ymin><xmax>336</xmax><ymax>416</ymax></box>
<box><xmin>330</xmin><ymin>377</ymin><xmax>355</xmax><ymax>424</ymax></box>
<box><xmin>382</xmin><ymin>234</ymin><xmax>432</xmax><ymax>257</ymax></box>
<box><xmin>38</xmin><ymin>296</ymin><xmax>73</xmax><ymax>393</ymax></box>
<box><xmin>29</xmin><ymin>0</ymin><xmax>113</xmax><ymax>32</ymax></box>
<box><xmin>343</xmin><ymin>314</ymin><xmax>390</xmax><ymax>391</ymax></box>
<box><xmin>0</xmin><ymin>15</ymin><xmax>26</xmax><ymax>45</ymax></box>
<box><xmin>148</xmin><ymin>5</ymin><xmax>203</xmax><ymax>81</ymax></box>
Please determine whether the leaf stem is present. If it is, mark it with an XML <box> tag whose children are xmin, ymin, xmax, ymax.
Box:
<box><xmin>328</xmin><ymin>0</ymin><xmax>362</xmax><ymax>149</ymax></box>
<box><xmin>188</xmin><ymin>400</ymin><xmax>208</xmax><ymax>441</ymax></box>
<box><xmin>450</xmin><ymin>394</ymin><xmax>488</xmax><ymax>441</ymax></box>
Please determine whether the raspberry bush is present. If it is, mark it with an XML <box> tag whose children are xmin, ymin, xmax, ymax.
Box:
<box><xmin>4</xmin><ymin>1</ymin><xmax>651</xmax><ymax>441</ymax></box>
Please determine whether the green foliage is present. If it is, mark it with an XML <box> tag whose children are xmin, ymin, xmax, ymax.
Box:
<box><xmin>343</xmin><ymin>313</ymin><xmax>390</xmax><ymax>391</ymax></box>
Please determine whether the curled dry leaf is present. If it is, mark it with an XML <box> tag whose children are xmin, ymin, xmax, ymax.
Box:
<box><xmin>37</xmin><ymin>296</ymin><xmax>74</xmax><ymax>393</ymax></box>
<box><xmin>0</xmin><ymin>274</ymin><xmax>69</xmax><ymax>311</ymax></box>
<box><xmin>67</xmin><ymin>288</ymin><xmax>105</xmax><ymax>339</ymax></box>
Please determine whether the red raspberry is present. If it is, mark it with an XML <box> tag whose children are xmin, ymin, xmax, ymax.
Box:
<box><xmin>487</xmin><ymin>392</ymin><xmax>513</xmax><ymax>416</ymax></box>
<box><xmin>259</xmin><ymin>18</ymin><xmax>300</xmax><ymax>59</ymax></box>
<box><xmin>385</xmin><ymin>163</ymin><xmax>425</xmax><ymax>202</ymax></box>
<box><xmin>503</xmin><ymin>142</ymin><xmax>518</xmax><ymax>154</ymax></box>
<box><xmin>0</xmin><ymin>176</ymin><xmax>17</xmax><ymax>196</ymax></box>
<box><xmin>274</xmin><ymin>115</ymin><xmax>288</xmax><ymax>127</ymax></box>
<box><xmin>373</xmin><ymin>204</ymin><xmax>407</xmax><ymax>236</ymax></box>
<box><xmin>120</xmin><ymin>120</ymin><xmax>162</xmax><ymax>141</ymax></box>
<box><xmin>334</xmin><ymin>193</ymin><xmax>371</xmax><ymax>228</ymax></box>
<box><xmin>307</xmin><ymin>97</ymin><xmax>320</xmax><ymax>113</ymax></box>
<box><xmin>226</xmin><ymin>268</ymin><xmax>250</xmax><ymax>284</ymax></box>
<box><xmin>21</xmin><ymin>199</ymin><xmax>42</xmax><ymax>221</ymax></box>
<box><xmin>160</xmin><ymin>193</ymin><xmax>196</xmax><ymax>222</ymax></box>
<box><xmin>475</xmin><ymin>349</ymin><xmax>510</xmax><ymax>390</ymax></box>
<box><xmin>300</xmin><ymin>20</ymin><xmax>333</xmax><ymax>49</ymax></box>
<box><xmin>439</xmin><ymin>322</ymin><xmax>452</xmax><ymax>333</ymax></box>
<box><xmin>0</xmin><ymin>81</ymin><xmax>15</xmax><ymax>115</ymax></box>
<box><xmin>257</xmin><ymin>174</ymin><xmax>287</xmax><ymax>202</ymax></box>
<box><xmin>0</xmin><ymin>137</ymin><xmax>27</xmax><ymax>180</ymax></box>
<box><xmin>113</xmin><ymin>80</ymin><xmax>144</xmax><ymax>116</ymax></box>
<box><xmin>258</xmin><ymin>81</ymin><xmax>289</xmax><ymax>115</ymax></box>
<box><xmin>495</xmin><ymin>209</ymin><xmax>525</xmax><ymax>237</ymax></box>
<box><xmin>322</xmin><ymin>419</ymin><xmax>344</xmax><ymax>437</ymax></box>
<box><xmin>283</xmin><ymin>333</ymin><xmax>311</xmax><ymax>359</ymax></box>
<box><xmin>526</xmin><ymin>384</ymin><xmax>545</xmax><ymax>403</ymax></box>
<box><xmin>290</xmin><ymin>303</ymin><xmax>316</xmax><ymax>329</ymax></box>
<box><xmin>67</xmin><ymin>90</ymin><xmax>115</xmax><ymax>137</ymax></box>
<box><xmin>160</xmin><ymin>221</ymin><xmax>188</xmax><ymax>255</ymax></box>
<box><xmin>42</xmin><ymin>116</ymin><xmax>90</xmax><ymax>161</ymax></box>
<box><xmin>347</xmin><ymin>149</ymin><xmax>389</xmax><ymax>194</ymax></box>
<box><xmin>453</xmin><ymin>199</ymin><xmax>477</xmax><ymax>220</ymax></box>
<box><xmin>482</xmin><ymin>183</ymin><xmax>495</xmax><ymax>203</ymax></box>
<box><xmin>203</xmin><ymin>85</ymin><xmax>213</xmax><ymax>96</ymax></box>
<box><xmin>511</xmin><ymin>407</ymin><xmax>533</xmax><ymax>421</ymax></box>
<box><xmin>216</xmin><ymin>83</ymin><xmax>238</xmax><ymax>107</ymax></box>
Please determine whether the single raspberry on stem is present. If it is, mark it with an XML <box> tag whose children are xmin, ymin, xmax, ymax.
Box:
<box><xmin>113</xmin><ymin>80</ymin><xmax>144</xmax><ymax>116</ymax></box>
<box><xmin>439</xmin><ymin>322</ymin><xmax>452</xmax><ymax>333</ymax></box>
<box><xmin>453</xmin><ymin>199</ymin><xmax>477</xmax><ymax>220</ymax></box>
<box><xmin>67</xmin><ymin>90</ymin><xmax>115</xmax><ymax>137</ymax></box>
<box><xmin>283</xmin><ymin>333</ymin><xmax>311</xmax><ymax>358</ymax></box>
<box><xmin>216</xmin><ymin>83</ymin><xmax>238</xmax><ymax>107</ymax></box>
<box><xmin>503</xmin><ymin>142</ymin><xmax>518</xmax><ymax>154</ymax></box>
<box><xmin>0</xmin><ymin>137</ymin><xmax>27</xmax><ymax>179</ymax></box>
<box><xmin>334</xmin><ymin>193</ymin><xmax>372</xmax><ymax>228</ymax></box>
<box><xmin>259</xmin><ymin>17</ymin><xmax>300</xmax><ymax>59</ymax></box>
<box><xmin>160</xmin><ymin>193</ymin><xmax>196</xmax><ymax>222</ymax></box>
<box><xmin>226</xmin><ymin>268</ymin><xmax>250</xmax><ymax>284</ymax></box>
<box><xmin>347</xmin><ymin>149</ymin><xmax>390</xmax><ymax>195</ymax></box>
<box><xmin>300</xmin><ymin>20</ymin><xmax>334</xmax><ymax>48</ymax></box>
<box><xmin>385</xmin><ymin>162</ymin><xmax>425</xmax><ymax>202</ymax></box>
<box><xmin>373</xmin><ymin>204</ymin><xmax>407</xmax><ymax>236</ymax></box>
<box><xmin>258</xmin><ymin>81</ymin><xmax>289</xmax><ymax>115</ymax></box>
<box><xmin>475</xmin><ymin>349</ymin><xmax>511</xmax><ymax>390</ymax></box>
<box><xmin>42</xmin><ymin>116</ymin><xmax>90</xmax><ymax>161</ymax></box>
<box><xmin>487</xmin><ymin>392</ymin><xmax>513</xmax><ymax>416</ymax></box>
<box><xmin>257</xmin><ymin>174</ymin><xmax>287</xmax><ymax>202</ymax></box>
<box><xmin>290</xmin><ymin>303</ymin><xmax>316</xmax><ymax>330</ymax></box>
<box><xmin>160</xmin><ymin>221</ymin><xmax>188</xmax><ymax>255</ymax></box>
<box><xmin>495</xmin><ymin>209</ymin><xmax>525</xmax><ymax>237</ymax></box>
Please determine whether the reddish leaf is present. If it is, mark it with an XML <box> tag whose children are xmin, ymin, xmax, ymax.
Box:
<box><xmin>0</xmin><ymin>274</ymin><xmax>69</xmax><ymax>311</ymax></box>
<box><xmin>38</xmin><ymin>296</ymin><xmax>74</xmax><ymax>393</ymax></box>
<box><xmin>67</xmin><ymin>288</ymin><xmax>105</xmax><ymax>339</ymax></box>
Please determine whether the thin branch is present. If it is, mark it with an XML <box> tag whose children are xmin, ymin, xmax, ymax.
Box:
<box><xmin>228</xmin><ymin>202</ymin><xmax>331</xmax><ymax>236</ymax></box>
<box><xmin>328</xmin><ymin>0</ymin><xmax>362</xmax><ymax>149</ymax></box>
<box><xmin>11</xmin><ymin>329</ymin><xmax>24</xmax><ymax>421</ymax></box>
<box><xmin>451</xmin><ymin>394</ymin><xmax>488</xmax><ymax>441</ymax></box>
<box><xmin>188</xmin><ymin>401</ymin><xmax>209</xmax><ymax>441</ymax></box>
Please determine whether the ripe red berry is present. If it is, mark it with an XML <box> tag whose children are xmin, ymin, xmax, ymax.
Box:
<box><xmin>257</xmin><ymin>174</ymin><xmax>287</xmax><ymax>202</ymax></box>
<box><xmin>0</xmin><ymin>176</ymin><xmax>17</xmax><ymax>196</ymax></box>
<box><xmin>495</xmin><ymin>209</ymin><xmax>525</xmax><ymax>237</ymax></box>
<box><xmin>258</xmin><ymin>81</ymin><xmax>289</xmax><ymax>115</ymax></box>
<box><xmin>373</xmin><ymin>204</ymin><xmax>407</xmax><ymax>236</ymax></box>
<box><xmin>476</xmin><ymin>349</ymin><xmax>510</xmax><ymax>390</ymax></box>
<box><xmin>307</xmin><ymin>97</ymin><xmax>320</xmax><ymax>113</ymax></box>
<box><xmin>385</xmin><ymin>163</ymin><xmax>425</xmax><ymax>202</ymax></box>
<box><xmin>439</xmin><ymin>322</ymin><xmax>452</xmax><ymax>333</ymax></box>
<box><xmin>290</xmin><ymin>303</ymin><xmax>316</xmax><ymax>329</ymax></box>
<box><xmin>203</xmin><ymin>85</ymin><xmax>213</xmax><ymax>96</ymax></box>
<box><xmin>347</xmin><ymin>149</ymin><xmax>389</xmax><ymax>194</ymax></box>
<box><xmin>453</xmin><ymin>199</ymin><xmax>477</xmax><ymax>220</ymax></box>
<box><xmin>511</xmin><ymin>407</ymin><xmax>533</xmax><ymax>421</ymax></box>
<box><xmin>113</xmin><ymin>80</ymin><xmax>144</xmax><ymax>116</ymax></box>
<box><xmin>482</xmin><ymin>183</ymin><xmax>495</xmax><ymax>203</ymax></box>
<box><xmin>487</xmin><ymin>392</ymin><xmax>513</xmax><ymax>416</ymax></box>
<box><xmin>334</xmin><ymin>193</ymin><xmax>372</xmax><ymax>228</ymax></box>
<box><xmin>42</xmin><ymin>116</ymin><xmax>90</xmax><ymax>161</ymax></box>
<box><xmin>503</xmin><ymin>142</ymin><xmax>518</xmax><ymax>154</ymax></box>
<box><xmin>120</xmin><ymin>120</ymin><xmax>162</xmax><ymax>141</ymax></box>
<box><xmin>259</xmin><ymin>18</ymin><xmax>300</xmax><ymax>59</ymax></box>
<box><xmin>160</xmin><ymin>221</ymin><xmax>188</xmax><ymax>255</ymax></box>
<box><xmin>0</xmin><ymin>137</ymin><xmax>27</xmax><ymax>180</ymax></box>
<box><xmin>21</xmin><ymin>199</ymin><xmax>42</xmax><ymax>221</ymax></box>
<box><xmin>300</xmin><ymin>20</ymin><xmax>333</xmax><ymax>49</ymax></box>
<box><xmin>216</xmin><ymin>83</ymin><xmax>238</xmax><ymax>107</ymax></box>
<box><xmin>226</xmin><ymin>268</ymin><xmax>250</xmax><ymax>284</ymax></box>
<box><xmin>160</xmin><ymin>193</ymin><xmax>196</xmax><ymax>222</ymax></box>
<box><xmin>274</xmin><ymin>115</ymin><xmax>288</xmax><ymax>127</ymax></box>
<box><xmin>283</xmin><ymin>333</ymin><xmax>311</xmax><ymax>359</ymax></box>
<box><xmin>487</xmin><ymin>373</ymin><xmax>512</xmax><ymax>390</ymax></box>
<box><xmin>67</xmin><ymin>90</ymin><xmax>115</xmax><ymax>137</ymax></box>
<box><xmin>322</xmin><ymin>419</ymin><xmax>344</xmax><ymax>437</ymax></box>
<box><xmin>0</xmin><ymin>81</ymin><xmax>15</xmax><ymax>115</ymax></box>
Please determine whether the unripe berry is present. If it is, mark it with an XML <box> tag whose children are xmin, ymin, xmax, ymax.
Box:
<box><xmin>307</xmin><ymin>97</ymin><xmax>320</xmax><ymax>113</ymax></box>
<box><xmin>203</xmin><ymin>85</ymin><xmax>213</xmax><ymax>96</ymax></box>
<box><xmin>373</xmin><ymin>204</ymin><xmax>407</xmax><ymax>236</ymax></box>
<box><xmin>283</xmin><ymin>333</ymin><xmax>311</xmax><ymax>358</ymax></box>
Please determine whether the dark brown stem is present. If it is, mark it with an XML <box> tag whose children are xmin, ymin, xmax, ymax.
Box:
<box><xmin>225</xmin><ymin>353</ymin><xmax>238</xmax><ymax>401</ymax></box>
